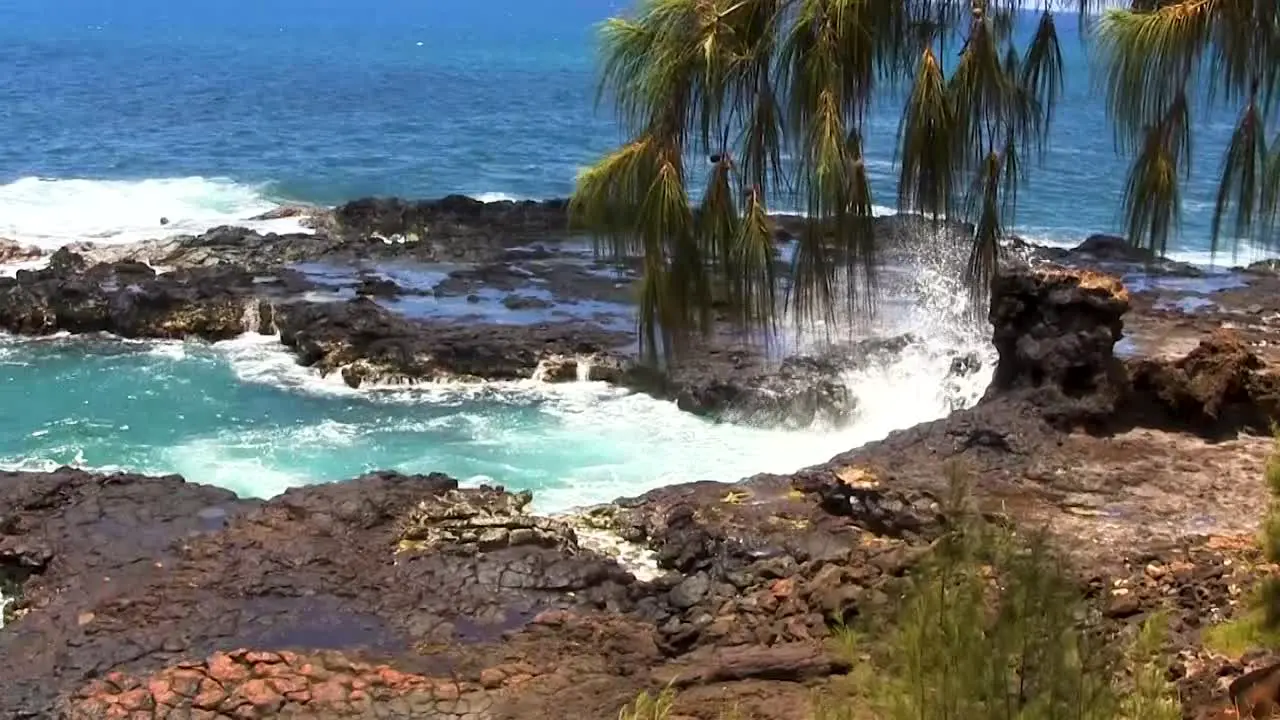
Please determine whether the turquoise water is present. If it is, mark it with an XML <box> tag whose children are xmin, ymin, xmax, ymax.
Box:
<box><xmin>0</xmin><ymin>329</ymin><xmax>990</xmax><ymax>509</ymax></box>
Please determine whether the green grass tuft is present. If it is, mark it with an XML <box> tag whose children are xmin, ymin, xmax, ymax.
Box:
<box><xmin>618</xmin><ymin>686</ymin><xmax>676</xmax><ymax>720</ymax></box>
<box><xmin>1203</xmin><ymin>607</ymin><xmax>1280</xmax><ymax>657</ymax></box>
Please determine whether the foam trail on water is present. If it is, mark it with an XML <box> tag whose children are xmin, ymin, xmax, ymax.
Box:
<box><xmin>0</xmin><ymin>176</ymin><xmax>313</xmax><ymax>249</ymax></box>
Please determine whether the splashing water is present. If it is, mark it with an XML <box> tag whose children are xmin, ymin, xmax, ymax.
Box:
<box><xmin>0</xmin><ymin>177</ymin><xmax>311</xmax><ymax>249</ymax></box>
<box><xmin>240</xmin><ymin>298</ymin><xmax>263</xmax><ymax>334</ymax></box>
<box><xmin>0</xmin><ymin>224</ymin><xmax>994</xmax><ymax>512</ymax></box>
<box><xmin>0</xmin><ymin>586</ymin><xmax>12</xmax><ymax>630</ymax></box>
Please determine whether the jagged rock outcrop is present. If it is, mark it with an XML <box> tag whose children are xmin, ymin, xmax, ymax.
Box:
<box><xmin>0</xmin><ymin>250</ymin><xmax>267</xmax><ymax>339</ymax></box>
<box><xmin>316</xmin><ymin>195</ymin><xmax>570</xmax><ymax>252</ymax></box>
<box><xmin>398</xmin><ymin>487</ymin><xmax>578</xmax><ymax>554</ymax></box>
<box><xmin>987</xmin><ymin>267</ymin><xmax>1130</xmax><ymax>427</ymax></box>
<box><xmin>1127</xmin><ymin>330</ymin><xmax>1280</xmax><ymax>437</ymax></box>
<box><xmin>272</xmin><ymin>297</ymin><xmax>632</xmax><ymax>387</ymax></box>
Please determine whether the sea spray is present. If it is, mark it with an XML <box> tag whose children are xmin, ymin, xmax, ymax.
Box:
<box><xmin>575</xmin><ymin>355</ymin><xmax>593</xmax><ymax>382</ymax></box>
<box><xmin>240</xmin><ymin>298</ymin><xmax>262</xmax><ymax>335</ymax></box>
<box><xmin>0</xmin><ymin>585</ymin><xmax>12</xmax><ymax>630</ymax></box>
<box><xmin>0</xmin><ymin>177</ymin><xmax>313</xmax><ymax>249</ymax></box>
<box><xmin>530</xmin><ymin>358</ymin><xmax>551</xmax><ymax>383</ymax></box>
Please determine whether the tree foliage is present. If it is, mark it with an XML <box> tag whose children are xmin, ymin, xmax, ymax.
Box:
<box><xmin>570</xmin><ymin>0</ymin><xmax>1280</xmax><ymax>360</ymax></box>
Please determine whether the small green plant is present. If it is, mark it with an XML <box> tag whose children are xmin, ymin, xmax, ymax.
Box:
<box><xmin>1203</xmin><ymin>604</ymin><xmax>1280</xmax><ymax>657</ymax></box>
<box><xmin>1261</xmin><ymin>432</ymin><xmax>1280</xmax><ymax>628</ymax></box>
<box><xmin>619</xmin><ymin>685</ymin><xmax>676</xmax><ymax>720</ymax></box>
<box><xmin>1118</xmin><ymin>613</ymin><xmax>1182</xmax><ymax>720</ymax></box>
<box><xmin>871</xmin><ymin>466</ymin><xmax>1119</xmax><ymax>720</ymax></box>
<box><xmin>1204</xmin><ymin>430</ymin><xmax>1280</xmax><ymax>652</ymax></box>
<box><xmin>827</xmin><ymin>619</ymin><xmax>863</xmax><ymax>665</ymax></box>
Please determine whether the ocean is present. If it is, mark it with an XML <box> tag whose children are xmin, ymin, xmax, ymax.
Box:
<box><xmin>0</xmin><ymin>0</ymin><xmax>1261</xmax><ymax>509</ymax></box>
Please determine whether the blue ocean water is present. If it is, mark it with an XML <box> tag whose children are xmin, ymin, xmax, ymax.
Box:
<box><xmin>0</xmin><ymin>0</ymin><xmax>1253</xmax><ymax>257</ymax></box>
<box><xmin>0</xmin><ymin>1</ymin><xmax>1258</xmax><ymax>506</ymax></box>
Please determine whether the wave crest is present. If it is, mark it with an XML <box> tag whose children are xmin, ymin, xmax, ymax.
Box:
<box><xmin>0</xmin><ymin>176</ymin><xmax>312</xmax><ymax>248</ymax></box>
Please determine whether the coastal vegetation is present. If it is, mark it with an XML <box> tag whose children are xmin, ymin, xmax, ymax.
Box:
<box><xmin>1203</xmin><ymin>431</ymin><xmax>1280</xmax><ymax>656</ymax></box>
<box><xmin>618</xmin><ymin>470</ymin><xmax>1184</xmax><ymax>719</ymax></box>
<box><xmin>569</xmin><ymin>0</ymin><xmax>1280</xmax><ymax>359</ymax></box>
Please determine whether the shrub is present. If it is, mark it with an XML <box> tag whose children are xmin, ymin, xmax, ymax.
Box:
<box><xmin>1117</xmin><ymin>613</ymin><xmax>1181</xmax><ymax>720</ymax></box>
<box><xmin>871</xmin><ymin>468</ymin><xmax>1118</xmax><ymax>720</ymax></box>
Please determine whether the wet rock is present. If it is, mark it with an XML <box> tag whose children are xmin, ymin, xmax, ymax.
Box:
<box><xmin>631</xmin><ymin>335</ymin><xmax>923</xmax><ymax>427</ymax></box>
<box><xmin>1072</xmin><ymin>234</ymin><xmax>1152</xmax><ymax>263</ymax></box>
<box><xmin>503</xmin><ymin>294</ymin><xmax>553</xmax><ymax>310</ymax></box>
<box><xmin>354</xmin><ymin>276</ymin><xmax>401</xmax><ymax>297</ymax></box>
<box><xmin>1245</xmin><ymin>258</ymin><xmax>1280</xmax><ymax>276</ymax></box>
<box><xmin>248</xmin><ymin>204</ymin><xmax>315</xmax><ymax>221</ymax></box>
<box><xmin>272</xmin><ymin>297</ymin><xmax>632</xmax><ymax>385</ymax></box>
<box><xmin>0</xmin><ymin>238</ymin><xmax>41</xmax><ymax>265</ymax></box>
<box><xmin>0</xmin><ymin>253</ymin><xmax>265</xmax><ymax>339</ymax></box>
<box><xmin>532</xmin><ymin>353</ymin><xmax>624</xmax><ymax>383</ymax></box>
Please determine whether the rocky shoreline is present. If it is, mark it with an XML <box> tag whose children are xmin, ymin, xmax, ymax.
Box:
<box><xmin>2</xmin><ymin>195</ymin><xmax>1280</xmax><ymax>718</ymax></box>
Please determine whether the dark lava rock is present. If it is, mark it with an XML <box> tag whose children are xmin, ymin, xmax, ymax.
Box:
<box><xmin>1072</xmin><ymin>234</ymin><xmax>1152</xmax><ymax>263</ymax></box>
<box><xmin>0</xmin><ymin>468</ymin><xmax>636</xmax><ymax>718</ymax></box>
<box><xmin>311</xmin><ymin>196</ymin><xmax>571</xmax><ymax>264</ymax></box>
<box><xmin>987</xmin><ymin>267</ymin><xmax>1129</xmax><ymax>427</ymax></box>
<box><xmin>503</xmin><ymin>294</ymin><xmax>553</xmax><ymax>311</ymax></box>
<box><xmin>1245</xmin><ymin>258</ymin><xmax>1280</xmax><ymax>276</ymax></box>
<box><xmin>354</xmin><ymin>276</ymin><xmax>402</xmax><ymax>297</ymax></box>
<box><xmin>1127</xmin><ymin>329</ymin><xmax>1280</xmax><ymax>437</ymax></box>
<box><xmin>0</xmin><ymin>253</ymin><xmax>266</xmax><ymax>339</ymax></box>
<box><xmin>433</xmin><ymin>264</ymin><xmax>534</xmax><ymax>296</ymax></box>
<box><xmin>273</xmin><ymin>297</ymin><xmax>632</xmax><ymax>386</ymax></box>
<box><xmin>669</xmin><ymin>572</ymin><xmax>711</xmax><ymax>609</ymax></box>
<box><xmin>143</xmin><ymin>225</ymin><xmax>346</xmax><ymax>270</ymax></box>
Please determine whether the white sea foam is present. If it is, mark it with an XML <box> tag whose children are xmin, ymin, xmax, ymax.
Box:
<box><xmin>471</xmin><ymin>191</ymin><xmax>524</xmax><ymax>203</ymax></box>
<box><xmin>1</xmin><ymin>313</ymin><xmax>990</xmax><ymax>514</ymax></box>
<box><xmin>0</xmin><ymin>586</ymin><xmax>11</xmax><ymax>629</ymax></box>
<box><xmin>189</xmin><ymin>226</ymin><xmax>993</xmax><ymax>512</ymax></box>
<box><xmin>0</xmin><ymin>257</ymin><xmax>49</xmax><ymax>278</ymax></box>
<box><xmin>0</xmin><ymin>190</ymin><xmax>998</xmax><ymax>515</ymax></box>
<box><xmin>1016</xmin><ymin>226</ymin><xmax>1278</xmax><ymax>269</ymax></box>
<box><xmin>0</xmin><ymin>176</ymin><xmax>313</xmax><ymax>249</ymax></box>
